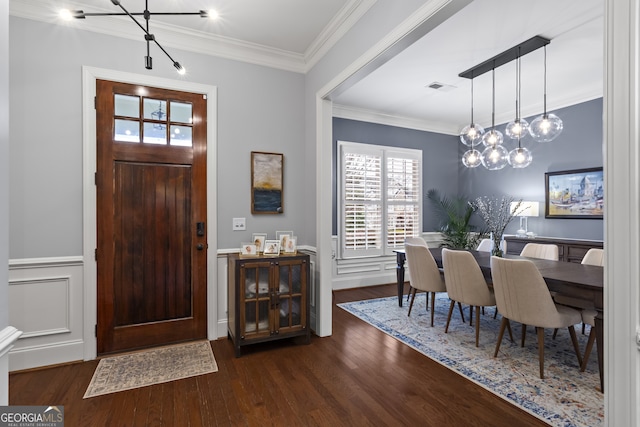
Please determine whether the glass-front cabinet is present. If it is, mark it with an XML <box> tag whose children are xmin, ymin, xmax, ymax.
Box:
<box><xmin>228</xmin><ymin>252</ymin><xmax>310</xmax><ymax>357</ymax></box>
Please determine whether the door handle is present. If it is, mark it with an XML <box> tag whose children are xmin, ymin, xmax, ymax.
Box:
<box><xmin>196</xmin><ymin>243</ymin><xmax>204</xmax><ymax>251</ymax></box>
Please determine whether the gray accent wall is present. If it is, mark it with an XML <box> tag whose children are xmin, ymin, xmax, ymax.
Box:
<box><xmin>332</xmin><ymin>118</ymin><xmax>459</xmax><ymax>235</ymax></box>
<box><xmin>333</xmin><ymin>98</ymin><xmax>604</xmax><ymax>241</ymax></box>
<box><xmin>460</xmin><ymin>98</ymin><xmax>603</xmax><ymax>240</ymax></box>
<box><xmin>9</xmin><ymin>16</ymin><xmax>307</xmax><ymax>257</ymax></box>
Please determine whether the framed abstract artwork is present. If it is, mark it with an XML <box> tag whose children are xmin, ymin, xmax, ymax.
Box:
<box><xmin>545</xmin><ymin>167</ymin><xmax>603</xmax><ymax>219</ymax></box>
<box><xmin>251</xmin><ymin>151</ymin><xmax>283</xmax><ymax>214</ymax></box>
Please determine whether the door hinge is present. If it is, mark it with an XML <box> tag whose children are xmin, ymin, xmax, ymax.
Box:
<box><xmin>94</xmin><ymin>96</ymin><xmax>97</xmax><ymax>109</ymax></box>
<box><xmin>95</xmin><ymin>324</ymin><xmax>97</xmax><ymax>337</ymax></box>
<box><xmin>94</xmin><ymin>172</ymin><xmax>97</xmax><ymax>186</ymax></box>
<box><xmin>95</xmin><ymin>248</ymin><xmax>98</xmax><ymax>261</ymax></box>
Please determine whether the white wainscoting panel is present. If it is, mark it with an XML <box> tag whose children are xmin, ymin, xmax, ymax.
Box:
<box><xmin>331</xmin><ymin>233</ymin><xmax>443</xmax><ymax>290</ymax></box>
<box><xmin>8</xmin><ymin>257</ymin><xmax>84</xmax><ymax>371</ymax></box>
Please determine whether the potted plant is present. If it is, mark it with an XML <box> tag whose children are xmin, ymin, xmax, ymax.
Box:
<box><xmin>426</xmin><ymin>189</ymin><xmax>487</xmax><ymax>250</ymax></box>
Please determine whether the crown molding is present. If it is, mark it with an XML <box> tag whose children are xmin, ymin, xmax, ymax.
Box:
<box><xmin>333</xmin><ymin>104</ymin><xmax>459</xmax><ymax>135</ymax></box>
<box><xmin>304</xmin><ymin>0</ymin><xmax>377</xmax><ymax>71</ymax></box>
<box><xmin>333</xmin><ymin>85</ymin><xmax>603</xmax><ymax>136</ymax></box>
<box><xmin>9</xmin><ymin>0</ymin><xmax>375</xmax><ymax>74</ymax></box>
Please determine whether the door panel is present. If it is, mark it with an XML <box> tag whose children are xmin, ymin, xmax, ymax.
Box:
<box><xmin>96</xmin><ymin>80</ymin><xmax>207</xmax><ymax>355</ymax></box>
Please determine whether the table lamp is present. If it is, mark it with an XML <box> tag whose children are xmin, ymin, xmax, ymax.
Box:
<box><xmin>510</xmin><ymin>201</ymin><xmax>539</xmax><ymax>237</ymax></box>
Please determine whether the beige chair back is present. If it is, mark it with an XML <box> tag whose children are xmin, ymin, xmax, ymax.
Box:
<box><xmin>404</xmin><ymin>243</ymin><xmax>446</xmax><ymax>293</ymax></box>
<box><xmin>442</xmin><ymin>249</ymin><xmax>494</xmax><ymax>307</ymax></box>
<box><xmin>490</xmin><ymin>257</ymin><xmax>574</xmax><ymax>328</ymax></box>
<box><xmin>581</xmin><ymin>248</ymin><xmax>604</xmax><ymax>266</ymax></box>
<box><xmin>520</xmin><ymin>243</ymin><xmax>559</xmax><ymax>261</ymax></box>
<box><xmin>476</xmin><ymin>238</ymin><xmax>507</xmax><ymax>253</ymax></box>
<box><xmin>476</xmin><ymin>238</ymin><xmax>493</xmax><ymax>252</ymax></box>
<box><xmin>405</xmin><ymin>236</ymin><xmax>428</xmax><ymax>247</ymax></box>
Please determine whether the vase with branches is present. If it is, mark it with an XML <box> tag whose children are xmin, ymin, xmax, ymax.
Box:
<box><xmin>427</xmin><ymin>189</ymin><xmax>487</xmax><ymax>250</ymax></box>
<box><xmin>471</xmin><ymin>196</ymin><xmax>522</xmax><ymax>257</ymax></box>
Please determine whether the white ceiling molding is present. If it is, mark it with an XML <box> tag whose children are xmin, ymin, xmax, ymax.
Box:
<box><xmin>304</xmin><ymin>0</ymin><xmax>377</xmax><ymax>71</ymax></box>
<box><xmin>9</xmin><ymin>0</ymin><xmax>374</xmax><ymax>74</ymax></box>
<box><xmin>333</xmin><ymin>104</ymin><xmax>459</xmax><ymax>135</ymax></box>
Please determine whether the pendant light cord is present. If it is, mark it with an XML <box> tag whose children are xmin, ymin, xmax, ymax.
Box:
<box><xmin>543</xmin><ymin>45</ymin><xmax>548</xmax><ymax>116</ymax></box>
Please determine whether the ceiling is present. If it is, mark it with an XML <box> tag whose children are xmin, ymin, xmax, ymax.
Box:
<box><xmin>12</xmin><ymin>0</ymin><xmax>604</xmax><ymax>135</ymax></box>
<box><xmin>331</xmin><ymin>0</ymin><xmax>604</xmax><ymax>134</ymax></box>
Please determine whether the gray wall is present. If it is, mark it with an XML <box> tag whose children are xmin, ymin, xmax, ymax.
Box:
<box><xmin>460</xmin><ymin>98</ymin><xmax>603</xmax><ymax>240</ymax></box>
<box><xmin>332</xmin><ymin>98</ymin><xmax>604</xmax><ymax>241</ymax></box>
<box><xmin>303</xmin><ymin>0</ymin><xmax>434</xmax><ymax>247</ymax></box>
<box><xmin>332</xmin><ymin>118</ymin><xmax>459</xmax><ymax>234</ymax></box>
<box><xmin>9</xmin><ymin>16</ymin><xmax>307</xmax><ymax>257</ymax></box>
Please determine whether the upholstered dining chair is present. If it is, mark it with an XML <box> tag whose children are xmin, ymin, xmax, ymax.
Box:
<box><xmin>581</xmin><ymin>248</ymin><xmax>604</xmax><ymax>267</ymax></box>
<box><xmin>553</xmin><ymin>247</ymin><xmax>604</xmax><ymax>337</ymax></box>
<box><xmin>403</xmin><ymin>236</ymin><xmax>428</xmax><ymax>301</ymax></box>
<box><xmin>578</xmin><ymin>309</ymin><xmax>598</xmax><ymax>371</ymax></box>
<box><xmin>476</xmin><ymin>238</ymin><xmax>507</xmax><ymax>254</ymax></box>
<box><xmin>476</xmin><ymin>238</ymin><xmax>493</xmax><ymax>252</ymax></box>
<box><xmin>404</xmin><ymin>242</ymin><xmax>447</xmax><ymax>325</ymax></box>
<box><xmin>442</xmin><ymin>248</ymin><xmax>504</xmax><ymax>347</ymax></box>
<box><xmin>490</xmin><ymin>256</ymin><xmax>583</xmax><ymax>379</ymax></box>
<box><xmin>519</xmin><ymin>243</ymin><xmax>559</xmax><ymax>261</ymax></box>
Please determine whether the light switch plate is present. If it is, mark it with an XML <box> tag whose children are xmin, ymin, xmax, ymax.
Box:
<box><xmin>232</xmin><ymin>217</ymin><xmax>246</xmax><ymax>231</ymax></box>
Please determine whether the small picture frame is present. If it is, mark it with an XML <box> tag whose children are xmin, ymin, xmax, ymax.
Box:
<box><xmin>240</xmin><ymin>243</ymin><xmax>257</xmax><ymax>256</ymax></box>
<box><xmin>276</xmin><ymin>231</ymin><xmax>293</xmax><ymax>251</ymax></box>
<box><xmin>251</xmin><ymin>233</ymin><xmax>267</xmax><ymax>253</ymax></box>
<box><xmin>283</xmin><ymin>237</ymin><xmax>297</xmax><ymax>254</ymax></box>
<box><xmin>263</xmin><ymin>240</ymin><xmax>280</xmax><ymax>255</ymax></box>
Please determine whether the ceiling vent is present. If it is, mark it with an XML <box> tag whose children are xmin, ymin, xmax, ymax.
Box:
<box><xmin>426</xmin><ymin>82</ymin><xmax>456</xmax><ymax>92</ymax></box>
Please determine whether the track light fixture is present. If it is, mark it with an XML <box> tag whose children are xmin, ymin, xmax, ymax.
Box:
<box><xmin>61</xmin><ymin>1</ymin><xmax>219</xmax><ymax>74</ymax></box>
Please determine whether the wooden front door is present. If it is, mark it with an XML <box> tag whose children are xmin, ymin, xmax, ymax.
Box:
<box><xmin>96</xmin><ymin>80</ymin><xmax>207</xmax><ymax>355</ymax></box>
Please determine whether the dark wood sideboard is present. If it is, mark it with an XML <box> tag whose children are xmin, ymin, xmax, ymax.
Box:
<box><xmin>504</xmin><ymin>235</ymin><xmax>603</xmax><ymax>263</ymax></box>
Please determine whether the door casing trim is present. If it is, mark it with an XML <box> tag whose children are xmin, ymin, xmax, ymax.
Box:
<box><xmin>81</xmin><ymin>66</ymin><xmax>218</xmax><ymax>360</ymax></box>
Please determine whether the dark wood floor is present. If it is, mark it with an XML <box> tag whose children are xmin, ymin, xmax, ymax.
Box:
<box><xmin>9</xmin><ymin>284</ymin><xmax>548</xmax><ymax>426</ymax></box>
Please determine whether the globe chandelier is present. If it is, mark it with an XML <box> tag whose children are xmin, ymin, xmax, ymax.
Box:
<box><xmin>458</xmin><ymin>36</ymin><xmax>562</xmax><ymax>170</ymax></box>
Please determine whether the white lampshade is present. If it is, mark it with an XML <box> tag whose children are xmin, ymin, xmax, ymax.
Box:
<box><xmin>510</xmin><ymin>201</ymin><xmax>539</xmax><ymax>217</ymax></box>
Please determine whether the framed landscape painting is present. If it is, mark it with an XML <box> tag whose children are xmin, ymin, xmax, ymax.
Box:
<box><xmin>251</xmin><ymin>151</ymin><xmax>283</xmax><ymax>214</ymax></box>
<box><xmin>545</xmin><ymin>167</ymin><xmax>603</xmax><ymax>219</ymax></box>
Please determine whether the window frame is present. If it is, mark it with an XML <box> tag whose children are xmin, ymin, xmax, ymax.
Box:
<box><xmin>338</xmin><ymin>141</ymin><xmax>422</xmax><ymax>259</ymax></box>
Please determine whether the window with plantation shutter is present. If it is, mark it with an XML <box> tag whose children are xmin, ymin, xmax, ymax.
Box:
<box><xmin>339</xmin><ymin>142</ymin><xmax>422</xmax><ymax>259</ymax></box>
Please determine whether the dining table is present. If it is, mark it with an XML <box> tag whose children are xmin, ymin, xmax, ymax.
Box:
<box><xmin>393</xmin><ymin>247</ymin><xmax>604</xmax><ymax>392</ymax></box>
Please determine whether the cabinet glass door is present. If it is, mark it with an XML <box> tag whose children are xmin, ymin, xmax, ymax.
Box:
<box><xmin>241</xmin><ymin>263</ymin><xmax>271</xmax><ymax>336</ymax></box>
<box><xmin>276</xmin><ymin>260</ymin><xmax>306</xmax><ymax>331</ymax></box>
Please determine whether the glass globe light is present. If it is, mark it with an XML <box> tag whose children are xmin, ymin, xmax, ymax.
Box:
<box><xmin>481</xmin><ymin>144</ymin><xmax>508</xmax><ymax>170</ymax></box>
<box><xmin>462</xmin><ymin>149</ymin><xmax>482</xmax><ymax>168</ymax></box>
<box><xmin>505</xmin><ymin>118</ymin><xmax>529</xmax><ymax>140</ymax></box>
<box><xmin>508</xmin><ymin>147</ymin><xmax>533</xmax><ymax>168</ymax></box>
<box><xmin>481</xmin><ymin>128</ymin><xmax>504</xmax><ymax>146</ymax></box>
<box><xmin>529</xmin><ymin>113</ymin><xmax>563</xmax><ymax>142</ymax></box>
<box><xmin>459</xmin><ymin>123</ymin><xmax>485</xmax><ymax>146</ymax></box>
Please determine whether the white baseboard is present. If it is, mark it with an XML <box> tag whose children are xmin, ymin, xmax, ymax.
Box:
<box><xmin>8</xmin><ymin>339</ymin><xmax>84</xmax><ymax>372</ymax></box>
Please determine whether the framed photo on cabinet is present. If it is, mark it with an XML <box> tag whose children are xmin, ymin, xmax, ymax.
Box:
<box><xmin>251</xmin><ymin>233</ymin><xmax>267</xmax><ymax>253</ymax></box>
<box><xmin>263</xmin><ymin>240</ymin><xmax>281</xmax><ymax>255</ymax></box>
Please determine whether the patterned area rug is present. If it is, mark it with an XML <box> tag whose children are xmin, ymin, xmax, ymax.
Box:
<box><xmin>84</xmin><ymin>340</ymin><xmax>218</xmax><ymax>399</ymax></box>
<box><xmin>338</xmin><ymin>295</ymin><xmax>603</xmax><ymax>427</ymax></box>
